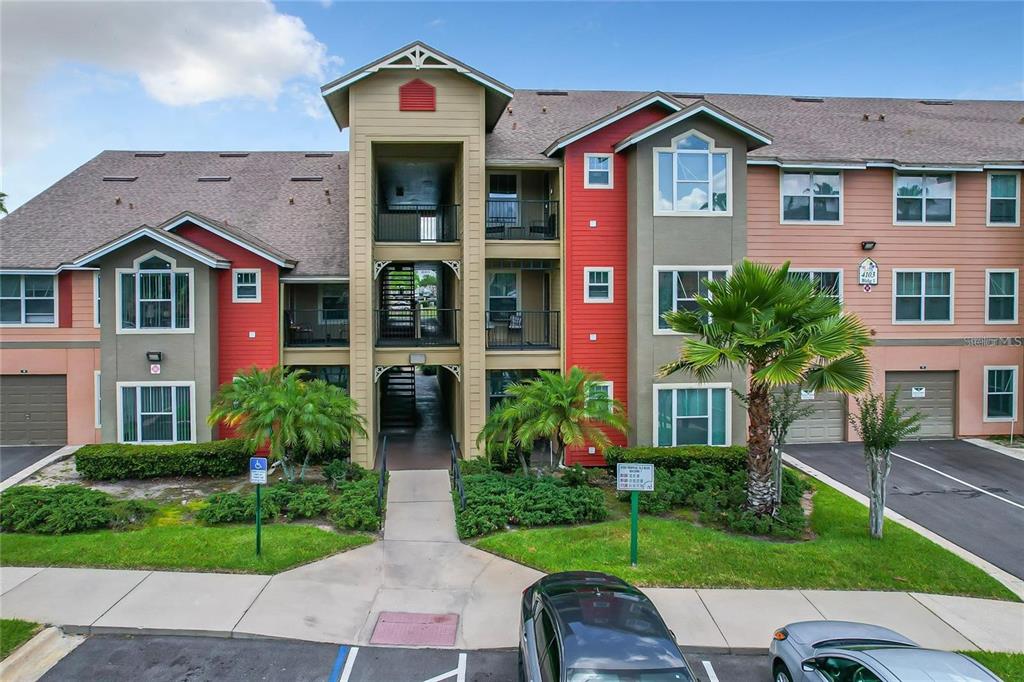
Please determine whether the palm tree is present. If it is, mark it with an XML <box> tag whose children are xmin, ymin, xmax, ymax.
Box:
<box><xmin>478</xmin><ymin>366</ymin><xmax>628</xmax><ymax>470</ymax></box>
<box><xmin>659</xmin><ymin>260</ymin><xmax>872</xmax><ymax>514</ymax></box>
<box><xmin>0</xmin><ymin>192</ymin><xmax>8</xmax><ymax>215</ymax></box>
<box><xmin>208</xmin><ymin>366</ymin><xmax>367</xmax><ymax>482</ymax></box>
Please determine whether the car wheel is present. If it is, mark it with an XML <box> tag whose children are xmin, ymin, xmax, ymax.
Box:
<box><xmin>773</xmin><ymin>660</ymin><xmax>794</xmax><ymax>682</ymax></box>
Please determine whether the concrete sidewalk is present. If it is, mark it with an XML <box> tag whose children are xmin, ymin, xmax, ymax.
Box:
<box><xmin>2</xmin><ymin>469</ymin><xmax>1022</xmax><ymax>653</ymax></box>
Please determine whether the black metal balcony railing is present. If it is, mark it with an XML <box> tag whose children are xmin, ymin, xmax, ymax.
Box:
<box><xmin>485</xmin><ymin>200</ymin><xmax>559</xmax><ymax>240</ymax></box>
<box><xmin>284</xmin><ymin>309</ymin><xmax>349</xmax><ymax>347</ymax></box>
<box><xmin>376</xmin><ymin>307</ymin><xmax>459</xmax><ymax>346</ymax></box>
<box><xmin>486</xmin><ymin>310</ymin><xmax>560</xmax><ymax>350</ymax></box>
<box><xmin>375</xmin><ymin>204</ymin><xmax>460</xmax><ymax>242</ymax></box>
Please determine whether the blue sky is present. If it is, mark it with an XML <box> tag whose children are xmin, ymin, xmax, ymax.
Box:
<box><xmin>2</xmin><ymin>1</ymin><xmax>1021</xmax><ymax>211</ymax></box>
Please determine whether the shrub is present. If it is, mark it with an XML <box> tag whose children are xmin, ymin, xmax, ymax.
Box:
<box><xmin>75</xmin><ymin>440</ymin><xmax>249</xmax><ymax>481</ymax></box>
<box><xmin>459</xmin><ymin>458</ymin><xmax>494</xmax><ymax>475</ymax></box>
<box><xmin>107</xmin><ymin>499</ymin><xmax>158</xmax><ymax>530</ymax></box>
<box><xmin>196</xmin><ymin>492</ymin><xmax>249</xmax><ymax>524</ymax></box>
<box><xmin>329</xmin><ymin>475</ymin><xmax>381</xmax><ymax>531</ymax></box>
<box><xmin>0</xmin><ymin>485</ymin><xmax>155</xmax><ymax>535</ymax></box>
<box><xmin>288</xmin><ymin>486</ymin><xmax>332</xmax><ymax>519</ymax></box>
<box><xmin>604</xmin><ymin>445</ymin><xmax>747</xmax><ymax>472</ymax></box>
<box><xmin>560</xmin><ymin>464</ymin><xmax>589</xmax><ymax>487</ymax></box>
<box><xmin>323</xmin><ymin>459</ymin><xmax>365</xmax><ymax>489</ymax></box>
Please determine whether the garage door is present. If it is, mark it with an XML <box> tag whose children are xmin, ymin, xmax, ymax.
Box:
<box><xmin>884</xmin><ymin>371</ymin><xmax>956</xmax><ymax>439</ymax></box>
<box><xmin>784</xmin><ymin>389</ymin><xmax>846</xmax><ymax>443</ymax></box>
<box><xmin>0</xmin><ymin>375</ymin><xmax>68</xmax><ymax>445</ymax></box>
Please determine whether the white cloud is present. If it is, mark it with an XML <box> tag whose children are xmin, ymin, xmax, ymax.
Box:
<box><xmin>427</xmin><ymin>18</ymin><xmax>445</xmax><ymax>28</ymax></box>
<box><xmin>1</xmin><ymin>0</ymin><xmax>339</xmax><ymax>166</ymax></box>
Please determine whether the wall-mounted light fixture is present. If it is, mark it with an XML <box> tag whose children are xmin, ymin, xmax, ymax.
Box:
<box><xmin>861</xmin><ymin>240</ymin><xmax>877</xmax><ymax>251</ymax></box>
<box><xmin>409</xmin><ymin>353</ymin><xmax>426</xmax><ymax>365</ymax></box>
<box><xmin>145</xmin><ymin>351</ymin><xmax>163</xmax><ymax>363</ymax></box>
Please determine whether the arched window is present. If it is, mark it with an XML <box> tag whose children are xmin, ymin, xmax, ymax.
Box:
<box><xmin>117</xmin><ymin>252</ymin><xmax>193</xmax><ymax>332</ymax></box>
<box><xmin>654</xmin><ymin>131</ymin><xmax>731</xmax><ymax>215</ymax></box>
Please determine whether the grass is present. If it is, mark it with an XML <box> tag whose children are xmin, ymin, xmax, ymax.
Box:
<box><xmin>477</xmin><ymin>482</ymin><xmax>1018</xmax><ymax>601</ymax></box>
<box><xmin>0</xmin><ymin>525</ymin><xmax>372</xmax><ymax>574</ymax></box>
<box><xmin>961</xmin><ymin>651</ymin><xmax>1024</xmax><ymax>680</ymax></box>
<box><xmin>1</xmin><ymin>619</ymin><xmax>41</xmax><ymax>660</ymax></box>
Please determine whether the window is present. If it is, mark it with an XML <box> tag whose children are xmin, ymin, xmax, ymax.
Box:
<box><xmin>487</xmin><ymin>271</ymin><xmax>519</xmax><ymax>323</ymax></box>
<box><xmin>232</xmin><ymin>269</ymin><xmax>261</xmax><ymax>303</ymax></box>
<box><xmin>584</xmin><ymin>153</ymin><xmax>613</xmax><ymax>188</ymax></box>
<box><xmin>290</xmin><ymin>365</ymin><xmax>349</xmax><ymax>390</ymax></box>
<box><xmin>118</xmin><ymin>383</ymin><xmax>194</xmax><ymax>443</ymax></box>
<box><xmin>94</xmin><ymin>371</ymin><xmax>102</xmax><ymax>428</ymax></box>
<box><xmin>893</xmin><ymin>270</ymin><xmax>953</xmax><ymax>323</ymax></box>
<box><xmin>788</xmin><ymin>269</ymin><xmax>843</xmax><ymax>302</ymax></box>
<box><xmin>894</xmin><ymin>173</ymin><xmax>954</xmax><ymax>224</ymax></box>
<box><xmin>655</xmin><ymin>267</ymin><xmax>728</xmax><ymax>332</ymax></box>
<box><xmin>584</xmin><ymin>267</ymin><xmax>613</xmax><ymax>302</ymax></box>
<box><xmin>588</xmin><ymin>381</ymin><xmax>613</xmax><ymax>408</ymax></box>
<box><xmin>781</xmin><ymin>171</ymin><xmax>842</xmax><ymax>222</ymax></box>
<box><xmin>0</xmin><ymin>274</ymin><xmax>56</xmax><ymax>326</ymax></box>
<box><xmin>487</xmin><ymin>172</ymin><xmax>520</xmax><ymax>227</ymax></box>
<box><xmin>985</xmin><ymin>367</ymin><xmax>1017</xmax><ymax>422</ymax></box>
<box><xmin>986</xmin><ymin>269</ymin><xmax>1018</xmax><ymax>323</ymax></box>
<box><xmin>655</xmin><ymin>384</ymin><xmax>729</xmax><ymax>446</ymax></box>
<box><xmin>488</xmin><ymin>370</ymin><xmax>538</xmax><ymax>411</ymax></box>
<box><xmin>655</xmin><ymin>131</ymin><xmax>731</xmax><ymax>214</ymax></box>
<box><xmin>319</xmin><ymin>284</ymin><xmax>347</xmax><ymax>324</ymax></box>
<box><xmin>117</xmin><ymin>253</ymin><xmax>191</xmax><ymax>332</ymax></box>
<box><xmin>94</xmin><ymin>272</ymin><xmax>101</xmax><ymax>327</ymax></box>
<box><xmin>988</xmin><ymin>172</ymin><xmax>1020</xmax><ymax>226</ymax></box>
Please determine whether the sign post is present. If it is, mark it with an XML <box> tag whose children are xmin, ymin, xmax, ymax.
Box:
<box><xmin>616</xmin><ymin>463</ymin><xmax>654</xmax><ymax>567</ymax></box>
<box><xmin>249</xmin><ymin>457</ymin><xmax>268</xmax><ymax>556</ymax></box>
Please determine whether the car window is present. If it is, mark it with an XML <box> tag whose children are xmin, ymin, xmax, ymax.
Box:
<box><xmin>537</xmin><ymin>608</ymin><xmax>560</xmax><ymax>682</ymax></box>
<box><xmin>817</xmin><ymin>657</ymin><xmax>881</xmax><ymax>682</ymax></box>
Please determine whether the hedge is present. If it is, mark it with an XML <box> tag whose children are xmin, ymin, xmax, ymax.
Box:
<box><xmin>0</xmin><ymin>485</ymin><xmax>155</xmax><ymax>534</ymax></box>
<box><xmin>604</xmin><ymin>445</ymin><xmax>747</xmax><ymax>472</ymax></box>
<box><xmin>75</xmin><ymin>440</ymin><xmax>250</xmax><ymax>480</ymax></box>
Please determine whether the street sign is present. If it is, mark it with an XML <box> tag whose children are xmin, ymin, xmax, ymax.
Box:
<box><xmin>616</xmin><ymin>463</ymin><xmax>654</xmax><ymax>492</ymax></box>
<box><xmin>249</xmin><ymin>457</ymin><xmax>268</xmax><ymax>484</ymax></box>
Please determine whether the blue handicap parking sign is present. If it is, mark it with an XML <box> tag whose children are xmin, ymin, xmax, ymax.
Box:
<box><xmin>250</xmin><ymin>457</ymin><xmax>268</xmax><ymax>471</ymax></box>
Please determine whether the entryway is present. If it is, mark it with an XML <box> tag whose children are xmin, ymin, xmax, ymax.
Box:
<box><xmin>380</xmin><ymin>367</ymin><xmax>454</xmax><ymax>471</ymax></box>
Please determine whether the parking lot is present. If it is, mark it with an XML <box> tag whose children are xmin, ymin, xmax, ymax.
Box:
<box><xmin>786</xmin><ymin>439</ymin><xmax>1024</xmax><ymax>579</ymax></box>
<box><xmin>0</xmin><ymin>444</ymin><xmax>61</xmax><ymax>481</ymax></box>
<box><xmin>41</xmin><ymin>634</ymin><xmax>769</xmax><ymax>681</ymax></box>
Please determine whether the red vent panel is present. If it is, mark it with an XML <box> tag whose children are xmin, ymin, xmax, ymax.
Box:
<box><xmin>399</xmin><ymin>78</ymin><xmax>436</xmax><ymax>112</ymax></box>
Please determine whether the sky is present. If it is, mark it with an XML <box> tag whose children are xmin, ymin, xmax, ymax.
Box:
<box><xmin>2</xmin><ymin>1</ymin><xmax>1022</xmax><ymax>212</ymax></box>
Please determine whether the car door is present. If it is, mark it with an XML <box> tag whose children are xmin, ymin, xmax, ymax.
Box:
<box><xmin>535</xmin><ymin>605</ymin><xmax>561</xmax><ymax>682</ymax></box>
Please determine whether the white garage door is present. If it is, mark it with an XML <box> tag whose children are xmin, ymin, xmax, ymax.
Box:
<box><xmin>885</xmin><ymin>371</ymin><xmax>956</xmax><ymax>439</ymax></box>
<box><xmin>784</xmin><ymin>389</ymin><xmax>846</xmax><ymax>444</ymax></box>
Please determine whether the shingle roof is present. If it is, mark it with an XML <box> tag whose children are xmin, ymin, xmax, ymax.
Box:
<box><xmin>488</xmin><ymin>90</ymin><xmax>1024</xmax><ymax>166</ymax></box>
<box><xmin>0</xmin><ymin>151</ymin><xmax>348</xmax><ymax>276</ymax></box>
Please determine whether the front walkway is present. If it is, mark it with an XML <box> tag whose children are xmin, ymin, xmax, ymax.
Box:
<box><xmin>1</xmin><ymin>468</ymin><xmax>1022</xmax><ymax>653</ymax></box>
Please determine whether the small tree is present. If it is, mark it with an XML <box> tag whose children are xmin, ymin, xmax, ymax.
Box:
<box><xmin>768</xmin><ymin>387</ymin><xmax>816</xmax><ymax>508</ymax></box>
<box><xmin>849</xmin><ymin>390</ymin><xmax>922</xmax><ymax>539</ymax></box>
<box><xmin>208</xmin><ymin>366</ymin><xmax>368</xmax><ymax>482</ymax></box>
<box><xmin>476</xmin><ymin>399</ymin><xmax>530</xmax><ymax>476</ymax></box>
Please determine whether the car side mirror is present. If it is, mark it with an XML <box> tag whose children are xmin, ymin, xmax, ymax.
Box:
<box><xmin>801</xmin><ymin>658</ymin><xmax>818</xmax><ymax>673</ymax></box>
<box><xmin>669</xmin><ymin>629</ymin><xmax>677</xmax><ymax>643</ymax></box>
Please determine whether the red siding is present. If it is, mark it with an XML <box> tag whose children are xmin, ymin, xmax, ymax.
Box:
<box><xmin>399</xmin><ymin>78</ymin><xmax>436</xmax><ymax>112</ymax></box>
<box><xmin>563</xmin><ymin>105</ymin><xmax>670</xmax><ymax>465</ymax></box>
<box><xmin>58</xmin><ymin>271</ymin><xmax>73</xmax><ymax>327</ymax></box>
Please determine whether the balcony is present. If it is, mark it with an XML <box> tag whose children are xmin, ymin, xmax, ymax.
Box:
<box><xmin>486</xmin><ymin>310</ymin><xmax>559</xmax><ymax>350</ymax></box>
<box><xmin>376</xmin><ymin>307</ymin><xmax>459</xmax><ymax>346</ymax></box>
<box><xmin>284</xmin><ymin>309</ymin><xmax>349</xmax><ymax>347</ymax></box>
<box><xmin>485</xmin><ymin>200</ymin><xmax>559</xmax><ymax>240</ymax></box>
<box><xmin>375</xmin><ymin>204</ymin><xmax>460</xmax><ymax>243</ymax></box>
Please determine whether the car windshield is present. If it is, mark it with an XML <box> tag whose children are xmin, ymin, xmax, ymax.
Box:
<box><xmin>568</xmin><ymin>669</ymin><xmax>693</xmax><ymax>682</ymax></box>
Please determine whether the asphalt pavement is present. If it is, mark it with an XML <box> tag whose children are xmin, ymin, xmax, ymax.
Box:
<box><xmin>786</xmin><ymin>439</ymin><xmax>1024</xmax><ymax>579</ymax></box>
<box><xmin>0</xmin><ymin>445</ymin><xmax>61</xmax><ymax>481</ymax></box>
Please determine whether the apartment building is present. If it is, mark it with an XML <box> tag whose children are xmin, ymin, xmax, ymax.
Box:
<box><xmin>1</xmin><ymin>42</ymin><xmax>1020</xmax><ymax>463</ymax></box>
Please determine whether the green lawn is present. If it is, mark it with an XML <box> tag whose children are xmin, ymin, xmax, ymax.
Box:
<box><xmin>477</xmin><ymin>483</ymin><xmax>1018</xmax><ymax>601</ymax></box>
<box><xmin>1</xmin><ymin>619</ymin><xmax>41</xmax><ymax>660</ymax></box>
<box><xmin>0</xmin><ymin>525</ymin><xmax>372</xmax><ymax>574</ymax></box>
<box><xmin>962</xmin><ymin>651</ymin><xmax>1024</xmax><ymax>680</ymax></box>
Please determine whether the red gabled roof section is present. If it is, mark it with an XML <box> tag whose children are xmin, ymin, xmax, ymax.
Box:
<box><xmin>399</xmin><ymin>78</ymin><xmax>437</xmax><ymax>112</ymax></box>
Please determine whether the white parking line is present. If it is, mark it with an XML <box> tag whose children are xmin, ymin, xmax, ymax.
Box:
<box><xmin>421</xmin><ymin>652</ymin><xmax>467</xmax><ymax>682</ymax></box>
<box><xmin>339</xmin><ymin>646</ymin><xmax>359</xmax><ymax>682</ymax></box>
<box><xmin>701</xmin><ymin>660</ymin><xmax>720</xmax><ymax>682</ymax></box>
<box><xmin>891</xmin><ymin>451</ymin><xmax>1024</xmax><ymax>511</ymax></box>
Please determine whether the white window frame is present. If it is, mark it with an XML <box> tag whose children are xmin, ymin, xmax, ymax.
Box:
<box><xmin>788</xmin><ymin>268</ymin><xmax>844</xmax><ymax>304</ymax></box>
<box><xmin>583</xmin><ymin>267</ymin><xmax>614</xmax><ymax>303</ymax></box>
<box><xmin>892</xmin><ymin>172</ymin><xmax>956</xmax><ymax>226</ymax></box>
<box><xmin>652</xmin><ymin>265</ymin><xmax>731</xmax><ymax>335</ymax></box>
<box><xmin>486</xmin><ymin>270</ymin><xmax>521</xmax><ymax>324</ymax></box>
<box><xmin>779</xmin><ymin>170</ymin><xmax>844</xmax><ymax>225</ymax></box>
<box><xmin>232</xmin><ymin>268</ymin><xmax>262</xmax><ymax>303</ymax></box>
<box><xmin>317</xmin><ymin>283</ymin><xmax>347</xmax><ymax>325</ymax></box>
<box><xmin>94</xmin><ymin>370</ymin><xmax>102</xmax><ymax>429</ymax></box>
<box><xmin>93</xmin><ymin>271</ymin><xmax>101</xmax><ymax>328</ymax></box>
<box><xmin>589</xmin><ymin>380</ymin><xmax>614</xmax><ymax>402</ymax></box>
<box><xmin>891</xmin><ymin>269</ymin><xmax>955</xmax><ymax>325</ymax></box>
<box><xmin>0</xmin><ymin>273</ymin><xmax>59</xmax><ymax>327</ymax></box>
<box><xmin>583</xmin><ymin>153</ymin><xmax>614</xmax><ymax>189</ymax></box>
<box><xmin>653</xmin><ymin>130</ymin><xmax>733</xmax><ymax>217</ymax></box>
<box><xmin>986</xmin><ymin>171</ymin><xmax>1021</xmax><ymax>227</ymax></box>
<box><xmin>115</xmin><ymin>380</ymin><xmax>197</xmax><ymax>444</ymax></box>
<box><xmin>983</xmin><ymin>365</ymin><xmax>1018</xmax><ymax>423</ymax></box>
<box><xmin>115</xmin><ymin>251</ymin><xmax>195</xmax><ymax>334</ymax></box>
<box><xmin>985</xmin><ymin>268</ymin><xmax>1018</xmax><ymax>325</ymax></box>
<box><xmin>653</xmin><ymin>382</ymin><xmax>732</xmax><ymax>447</ymax></box>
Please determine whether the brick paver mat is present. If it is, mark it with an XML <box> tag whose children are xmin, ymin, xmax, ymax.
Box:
<box><xmin>370</xmin><ymin>612</ymin><xmax>459</xmax><ymax>646</ymax></box>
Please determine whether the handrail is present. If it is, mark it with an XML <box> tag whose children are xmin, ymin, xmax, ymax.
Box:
<box><xmin>449</xmin><ymin>433</ymin><xmax>466</xmax><ymax>511</ymax></box>
<box><xmin>376</xmin><ymin>433</ymin><xmax>389</xmax><ymax>527</ymax></box>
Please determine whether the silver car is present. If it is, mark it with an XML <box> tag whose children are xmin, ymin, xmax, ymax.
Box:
<box><xmin>769</xmin><ymin>620</ymin><xmax>1002</xmax><ymax>681</ymax></box>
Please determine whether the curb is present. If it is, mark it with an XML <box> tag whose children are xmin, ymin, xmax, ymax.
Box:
<box><xmin>782</xmin><ymin>452</ymin><xmax>1024</xmax><ymax>601</ymax></box>
<box><xmin>0</xmin><ymin>445</ymin><xmax>80</xmax><ymax>492</ymax></box>
<box><xmin>963</xmin><ymin>437</ymin><xmax>1024</xmax><ymax>464</ymax></box>
<box><xmin>0</xmin><ymin>626</ymin><xmax>84</xmax><ymax>682</ymax></box>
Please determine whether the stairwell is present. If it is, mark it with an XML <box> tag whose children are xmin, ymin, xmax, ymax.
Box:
<box><xmin>381</xmin><ymin>366</ymin><xmax>417</xmax><ymax>429</ymax></box>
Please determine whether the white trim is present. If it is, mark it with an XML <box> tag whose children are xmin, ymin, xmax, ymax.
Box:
<box><xmin>94</xmin><ymin>370</ymin><xmax>102</xmax><ymax>429</ymax></box>
<box><xmin>583</xmin><ymin>267</ymin><xmax>614</xmax><ymax>303</ymax></box>
<box><xmin>779</xmin><ymin>170</ymin><xmax>844</xmax><ymax>225</ymax></box>
<box><xmin>161</xmin><ymin>215</ymin><xmax>292</xmax><ymax>267</ymax></box>
<box><xmin>652</xmin><ymin>382</ymin><xmax>733</xmax><ymax>447</ymax></box>
<box><xmin>545</xmin><ymin>94</ymin><xmax>683</xmax><ymax>155</ymax></box>
<box><xmin>590</xmin><ymin>381</ymin><xmax>614</xmax><ymax>401</ymax></box>
<box><xmin>748</xmin><ymin>159</ymin><xmax>867</xmax><ymax>170</ymax></box>
<box><xmin>986</xmin><ymin>170</ymin><xmax>1021</xmax><ymax>227</ymax></box>
<box><xmin>93</xmin><ymin>272</ymin><xmax>101</xmax><ymax>328</ymax></box>
<box><xmin>653</xmin><ymin>130</ymin><xmax>733</xmax><ymax>217</ymax></box>
<box><xmin>316</xmin><ymin>282</ymin><xmax>347</xmax><ymax>326</ymax></box>
<box><xmin>892</xmin><ymin>171</ymin><xmax>956</xmax><ymax>226</ymax></box>
<box><xmin>983</xmin><ymin>365</ymin><xmax>1018</xmax><ymax>423</ymax></box>
<box><xmin>891</xmin><ymin>268</ymin><xmax>955</xmax><ymax>325</ymax></box>
<box><xmin>71</xmin><ymin>227</ymin><xmax>229</xmax><ymax>269</ymax></box>
<box><xmin>280</xmin><ymin>276</ymin><xmax>348</xmax><ymax>283</ymax></box>
<box><xmin>652</xmin><ymin>265</ymin><xmax>732</xmax><ymax>335</ymax></box>
<box><xmin>614</xmin><ymin>104</ymin><xmax>772</xmax><ymax>152</ymax></box>
<box><xmin>115</xmin><ymin>380</ymin><xmax>197</xmax><ymax>444</ymax></box>
<box><xmin>0</xmin><ymin>273</ymin><xmax>59</xmax><ymax>328</ymax></box>
<box><xmin>788</xmin><ymin>267</ymin><xmax>845</xmax><ymax>304</ymax></box>
<box><xmin>985</xmin><ymin>268</ymin><xmax>1019</xmax><ymax>325</ymax></box>
<box><xmin>485</xmin><ymin>269</ymin><xmax>521</xmax><ymax>320</ymax></box>
<box><xmin>583</xmin><ymin>153</ymin><xmax>614</xmax><ymax>189</ymax></box>
<box><xmin>232</xmin><ymin>268</ymin><xmax>262</xmax><ymax>303</ymax></box>
<box><xmin>868</xmin><ymin>161</ymin><xmax>983</xmax><ymax>172</ymax></box>
<box><xmin>983</xmin><ymin>163</ymin><xmax>1024</xmax><ymax>170</ymax></box>
<box><xmin>115</xmin><ymin>251</ymin><xmax>196</xmax><ymax>334</ymax></box>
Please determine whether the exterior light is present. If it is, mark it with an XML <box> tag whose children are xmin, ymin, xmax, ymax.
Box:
<box><xmin>861</xmin><ymin>241</ymin><xmax>877</xmax><ymax>251</ymax></box>
<box><xmin>146</xmin><ymin>351</ymin><xmax>163</xmax><ymax>362</ymax></box>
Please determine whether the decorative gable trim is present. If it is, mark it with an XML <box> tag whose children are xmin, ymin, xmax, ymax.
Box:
<box><xmin>543</xmin><ymin>92</ymin><xmax>683</xmax><ymax>157</ymax></box>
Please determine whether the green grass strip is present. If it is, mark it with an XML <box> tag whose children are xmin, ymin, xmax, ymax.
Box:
<box><xmin>1</xmin><ymin>619</ymin><xmax>41</xmax><ymax>660</ymax></box>
<box><xmin>961</xmin><ymin>651</ymin><xmax>1024</xmax><ymax>680</ymax></box>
